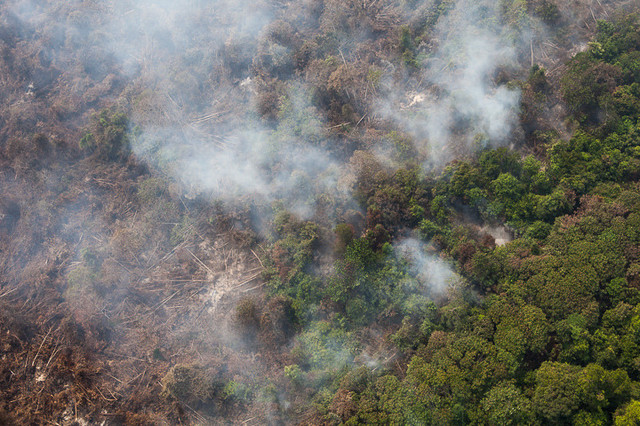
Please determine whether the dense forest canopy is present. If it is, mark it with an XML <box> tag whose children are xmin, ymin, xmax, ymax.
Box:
<box><xmin>0</xmin><ymin>0</ymin><xmax>640</xmax><ymax>424</ymax></box>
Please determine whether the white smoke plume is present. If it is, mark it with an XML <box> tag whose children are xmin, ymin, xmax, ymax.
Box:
<box><xmin>396</xmin><ymin>238</ymin><xmax>458</xmax><ymax>294</ymax></box>
<box><xmin>3</xmin><ymin>0</ymin><xmax>354</xmax><ymax>221</ymax></box>
<box><xmin>100</xmin><ymin>1</ymin><xmax>355</xmax><ymax>221</ymax></box>
<box><xmin>377</xmin><ymin>0</ymin><xmax>522</xmax><ymax>166</ymax></box>
<box><xmin>6</xmin><ymin>0</ymin><xmax>523</xmax><ymax>215</ymax></box>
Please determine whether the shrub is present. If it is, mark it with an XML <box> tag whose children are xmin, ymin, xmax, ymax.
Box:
<box><xmin>161</xmin><ymin>364</ymin><xmax>220</xmax><ymax>405</ymax></box>
<box><xmin>235</xmin><ymin>297</ymin><xmax>260</xmax><ymax>330</ymax></box>
<box><xmin>334</xmin><ymin>223</ymin><xmax>355</xmax><ymax>255</ymax></box>
<box><xmin>78</xmin><ymin>109</ymin><xmax>130</xmax><ymax>160</ymax></box>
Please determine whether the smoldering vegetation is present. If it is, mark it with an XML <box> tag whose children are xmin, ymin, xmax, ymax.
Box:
<box><xmin>376</xmin><ymin>0</ymin><xmax>523</xmax><ymax>164</ymax></box>
<box><xmin>395</xmin><ymin>238</ymin><xmax>458</xmax><ymax>295</ymax></box>
<box><xmin>0</xmin><ymin>0</ymin><xmax>637</xmax><ymax>423</ymax></box>
<box><xmin>132</xmin><ymin>84</ymin><xmax>356</xmax><ymax>222</ymax></box>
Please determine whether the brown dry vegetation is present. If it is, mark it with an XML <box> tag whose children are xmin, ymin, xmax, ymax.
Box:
<box><xmin>0</xmin><ymin>0</ymin><xmax>637</xmax><ymax>424</ymax></box>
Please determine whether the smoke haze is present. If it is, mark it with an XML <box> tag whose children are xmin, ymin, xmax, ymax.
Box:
<box><xmin>377</xmin><ymin>0</ymin><xmax>523</xmax><ymax>165</ymax></box>
<box><xmin>396</xmin><ymin>238</ymin><xmax>458</xmax><ymax>294</ymax></box>
<box><xmin>1</xmin><ymin>0</ymin><xmax>633</xmax><ymax>423</ymax></box>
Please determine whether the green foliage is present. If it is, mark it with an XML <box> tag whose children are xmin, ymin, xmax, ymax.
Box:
<box><xmin>222</xmin><ymin>380</ymin><xmax>252</xmax><ymax>401</ymax></box>
<box><xmin>274</xmin><ymin>86</ymin><xmax>324</xmax><ymax>144</ymax></box>
<box><xmin>499</xmin><ymin>0</ymin><xmax>529</xmax><ymax>31</ymax></box>
<box><xmin>418</xmin><ymin>219</ymin><xmax>442</xmax><ymax>240</ymax></box>
<box><xmin>334</xmin><ymin>223</ymin><xmax>355</xmax><ymax>255</ymax></box>
<box><xmin>594</xmin><ymin>16</ymin><xmax>640</xmax><ymax>65</ymax></box>
<box><xmin>293</xmin><ymin>321</ymin><xmax>355</xmax><ymax>380</ymax></box>
<box><xmin>399</xmin><ymin>26</ymin><xmax>418</xmax><ymax>68</ymax></box>
<box><xmin>561</xmin><ymin>53</ymin><xmax>620</xmax><ymax>123</ymax></box>
<box><xmin>284</xmin><ymin>364</ymin><xmax>303</xmax><ymax>386</ymax></box>
<box><xmin>491</xmin><ymin>173</ymin><xmax>524</xmax><ymax>208</ymax></box>
<box><xmin>78</xmin><ymin>108</ymin><xmax>130</xmax><ymax>160</ymax></box>
<box><xmin>561</xmin><ymin>15</ymin><xmax>640</xmax><ymax>125</ymax></box>
<box><xmin>261</xmin><ymin>14</ymin><xmax>640</xmax><ymax>424</ymax></box>
<box><xmin>265</xmin><ymin>210</ymin><xmax>322</xmax><ymax>314</ymax></box>
<box><xmin>533</xmin><ymin>362</ymin><xmax>582</xmax><ymax>421</ymax></box>
<box><xmin>327</xmin><ymin>237</ymin><xmax>419</xmax><ymax>326</ymax></box>
<box><xmin>481</xmin><ymin>381</ymin><xmax>532</xmax><ymax>425</ymax></box>
<box><xmin>388</xmin><ymin>131</ymin><xmax>418</xmax><ymax>163</ymax></box>
<box><xmin>615</xmin><ymin>400</ymin><xmax>640</xmax><ymax>425</ymax></box>
<box><xmin>407</xmin><ymin>335</ymin><xmax>518</xmax><ymax>405</ymax></box>
<box><xmin>479</xmin><ymin>147</ymin><xmax>522</xmax><ymax>180</ymax></box>
<box><xmin>526</xmin><ymin>220</ymin><xmax>552</xmax><ymax>239</ymax></box>
<box><xmin>235</xmin><ymin>297</ymin><xmax>260</xmax><ymax>330</ymax></box>
<box><xmin>533</xmin><ymin>0</ymin><xmax>559</xmax><ymax>23</ymax></box>
<box><xmin>430</xmin><ymin>195</ymin><xmax>451</xmax><ymax>223</ymax></box>
<box><xmin>390</xmin><ymin>316</ymin><xmax>425</xmax><ymax>351</ymax></box>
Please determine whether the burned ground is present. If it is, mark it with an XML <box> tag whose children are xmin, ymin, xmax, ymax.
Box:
<box><xmin>0</xmin><ymin>0</ymin><xmax>639</xmax><ymax>424</ymax></box>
